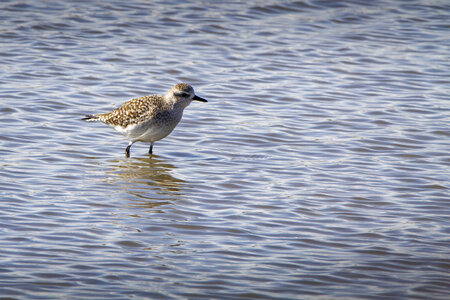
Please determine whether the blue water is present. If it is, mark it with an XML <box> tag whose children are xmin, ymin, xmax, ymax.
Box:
<box><xmin>0</xmin><ymin>0</ymin><xmax>449</xmax><ymax>299</ymax></box>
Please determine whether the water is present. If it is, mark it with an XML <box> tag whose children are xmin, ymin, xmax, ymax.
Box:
<box><xmin>1</xmin><ymin>0</ymin><xmax>449</xmax><ymax>299</ymax></box>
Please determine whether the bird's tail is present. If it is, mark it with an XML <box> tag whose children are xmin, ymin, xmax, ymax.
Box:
<box><xmin>82</xmin><ymin>114</ymin><xmax>100</xmax><ymax>122</ymax></box>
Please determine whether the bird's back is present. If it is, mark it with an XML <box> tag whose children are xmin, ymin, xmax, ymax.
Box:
<box><xmin>94</xmin><ymin>95</ymin><xmax>167</xmax><ymax>128</ymax></box>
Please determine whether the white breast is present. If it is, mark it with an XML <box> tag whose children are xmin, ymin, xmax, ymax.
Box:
<box><xmin>113</xmin><ymin>111</ymin><xmax>183</xmax><ymax>143</ymax></box>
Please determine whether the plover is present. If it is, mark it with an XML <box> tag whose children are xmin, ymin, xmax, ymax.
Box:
<box><xmin>83</xmin><ymin>83</ymin><xmax>207</xmax><ymax>157</ymax></box>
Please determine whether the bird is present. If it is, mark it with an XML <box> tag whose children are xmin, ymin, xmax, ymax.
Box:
<box><xmin>82</xmin><ymin>83</ymin><xmax>207</xmax><ymax>157</ymax></box>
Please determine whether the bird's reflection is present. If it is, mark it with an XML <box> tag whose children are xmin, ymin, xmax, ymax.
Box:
<box><xmin>105</xmin><ymin>155</ymin><xmax>185</xmax><ymax>210</ymax></box>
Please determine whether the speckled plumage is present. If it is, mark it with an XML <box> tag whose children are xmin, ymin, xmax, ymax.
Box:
<box><xmin>83</xmin><ymin>83</ymin><xmax>207</xmax><ymax>157</ymax></box>
<box><xmin>94</xmin><ymin>95</ymin><xmax>165</xmax><ymax>127</ymax></box>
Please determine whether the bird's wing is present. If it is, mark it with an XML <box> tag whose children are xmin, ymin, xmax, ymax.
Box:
<box><xmin>95</xmin><ymin>95</ymin><xmax>162</xmax><ymax>127</ymax></box>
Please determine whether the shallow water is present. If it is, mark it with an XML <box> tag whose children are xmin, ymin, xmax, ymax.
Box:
<box><xmin>1</xmin><ymin>0</ymin><xmax>449</xmax><ymax>299</ymax></box>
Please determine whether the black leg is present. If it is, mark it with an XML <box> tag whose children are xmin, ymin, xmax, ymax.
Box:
<box><xmin>149</xmin><ymin>143</ymin><xmax>153</xmax><ymax>155</ymax></box>
<box><xmin>125</xmin><ymin>144</ymin><xmax>132</xmax><ymax>157</ymax></box>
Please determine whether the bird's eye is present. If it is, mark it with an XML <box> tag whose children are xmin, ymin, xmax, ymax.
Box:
<box><xmin>174</xmin><ymin>91</ymin><xmax>191</xmax><ymax>98</ymax></box>
<box><xmin>174</xmin><ymin>92</ymin><xmax>189</xmax><ymax>98</ymax></box>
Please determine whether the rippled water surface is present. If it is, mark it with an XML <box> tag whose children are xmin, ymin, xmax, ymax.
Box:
<box><xmin>1</xmin><ymin>0</ymin><xmax>449</xmax><ymax>299</ymax></box>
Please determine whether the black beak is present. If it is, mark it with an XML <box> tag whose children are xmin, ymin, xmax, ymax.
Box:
<box><xmin>193</xmin><ymin>95</ymin><xmax>208</xmax><ymax>102</ymax></box>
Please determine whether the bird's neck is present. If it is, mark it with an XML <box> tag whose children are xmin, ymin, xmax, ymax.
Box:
<box><xmin>170</xmin><ymin>98</ymin><xmax>191</xmax><ymax>111</ymax></box>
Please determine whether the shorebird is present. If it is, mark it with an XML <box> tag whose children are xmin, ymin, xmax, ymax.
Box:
<box><xmin>83</xmin><ymin>83</ymin><xmax>207</xmax><ymax>157</ymax></box>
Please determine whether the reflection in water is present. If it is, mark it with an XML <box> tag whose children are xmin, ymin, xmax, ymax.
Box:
<box><xmin>105</xmin><ymin>155</ymin><xmax>185</xmax><ymax>210</ymax></box>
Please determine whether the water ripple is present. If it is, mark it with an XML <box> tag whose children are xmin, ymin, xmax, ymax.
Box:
<box><xmin>0</xmin><ymin>0</ymin><xmax>449</xmax><ymax>299</ymax></box>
